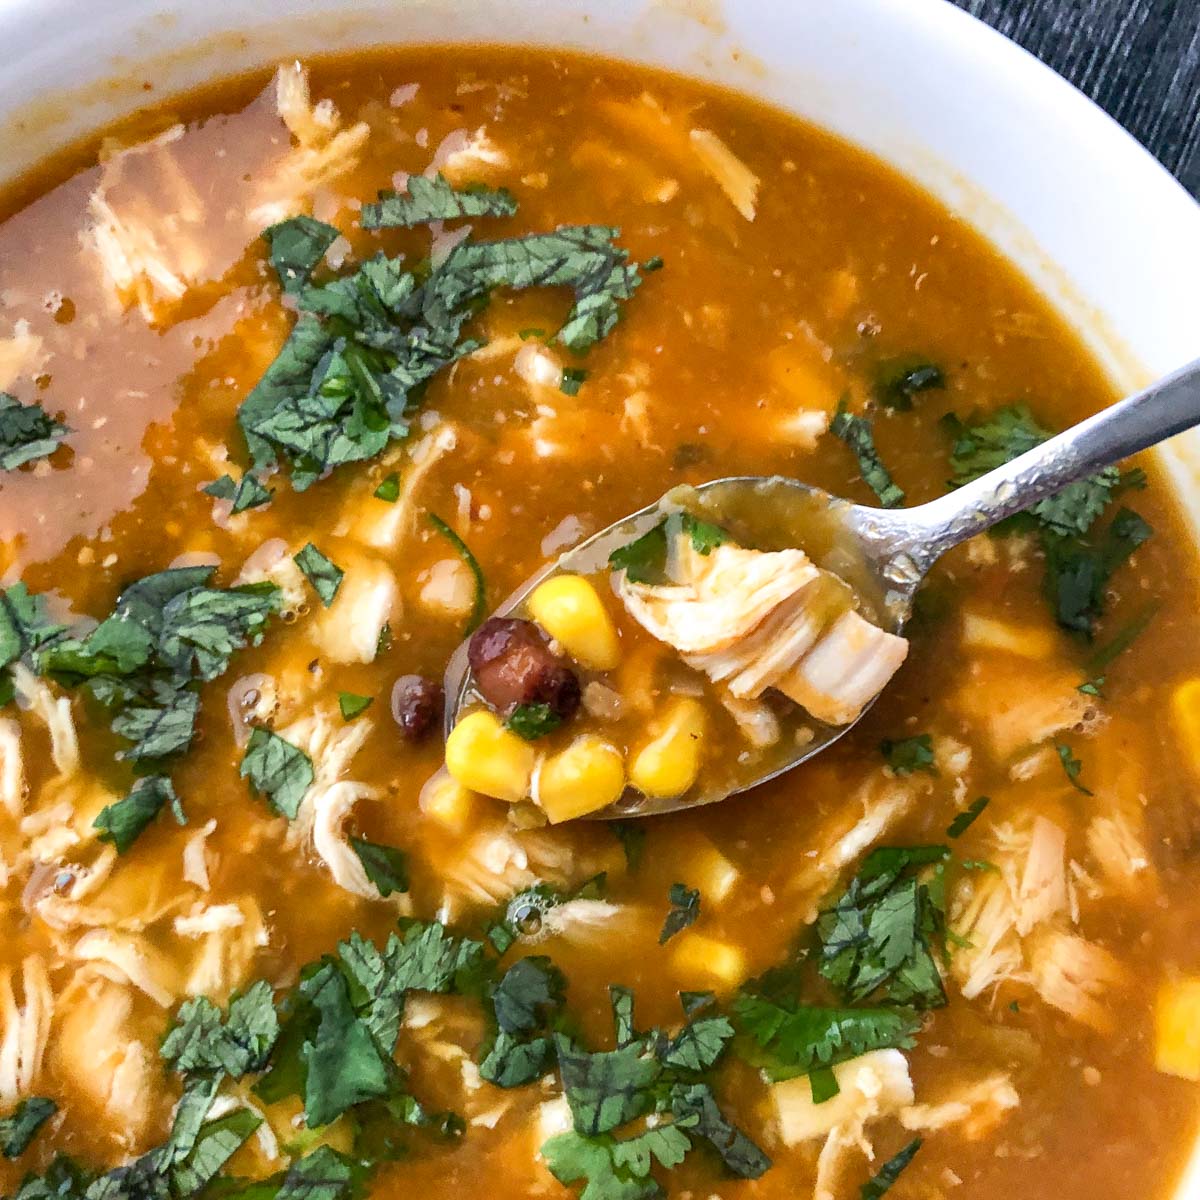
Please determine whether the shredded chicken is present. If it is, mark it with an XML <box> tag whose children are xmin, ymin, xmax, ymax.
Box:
<box><xmin>0</xmin><ymin>719</ymin><xmax>24</xmax><ymax>818</ymax></box>
<box><xmin>252</xmin><ymin>62</ymin><xmax>371</xmax><ymax>225</ymax></box>
<box><xmin>0</xmin><ymin>319</ymin><xmax>46</xmax><ymax>392</ymax></box>
<box><xmin>616</xmin><ymin>535</ymin><xmax>906</xmax><ymax>727</ymax></box>
<box><xmin>0</xmin><ymin>955</ymin><xmax>52</xmax><ymax>1106</ymax></box>
<box><xmin>900</xmin><ymin>1073</ymin><xmax>1020</xmax><ymax>1139</ymax></box>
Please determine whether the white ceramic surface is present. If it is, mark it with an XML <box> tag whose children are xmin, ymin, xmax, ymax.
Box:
<box><xmin>0</xmin><ymin>0</ymin><xmax>1197</xmax><ymax>1191</ymax></box>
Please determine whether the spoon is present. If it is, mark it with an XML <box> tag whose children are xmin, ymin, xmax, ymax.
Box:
<box><xmin>445</xmin><ymin>355</ymin><xmax>1200</xmax><ymax>817</ymax></box>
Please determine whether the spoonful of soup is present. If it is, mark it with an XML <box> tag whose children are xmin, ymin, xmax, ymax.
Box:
<box><xmin>442</xmin><ymin>356</ymin><xmax>1200</xmax><ymax>820</ymax></box>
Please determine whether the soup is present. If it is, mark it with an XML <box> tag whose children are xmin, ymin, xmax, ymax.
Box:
<box><xmin>0</xmin><ymin>45</ymin><xmax>1197</xmax><ymax>1200</ymax></box>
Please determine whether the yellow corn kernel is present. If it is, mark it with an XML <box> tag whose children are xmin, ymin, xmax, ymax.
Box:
<box><xmin>629</xmin><ymin>697</ymin><xmax>706</xmax><ymax>799</ymax></box>
<box><xmin>670</xmin><ymin>932</ymin><xmax>747</xmax><ymax>989</ymax></box>
<box><xmin>528</xmin><ymin>574</ymin><xmax>621</xmax><ymax>670</ymax></box>
<box><xmin>671</xmin><ymin>830</ymin><xmax>739</xmax><ymax>902</ymax></box>
<box><xmin>445</xmin><ymin>710</ymin><xmax>535</xmax><ymax>803</ymax></box>
<box><xmin>1156</xmin><ymin>978</ymin><xmax>1200</xmax><ymax>1080</ymax></box>
<box><xmin>1171</xmin><ymin>679</ymin><xmax>1200</xmax><ymax>778</ymax></box>
<box><xmin>536</xmin><ymin>734</ymin><xmax>626</xmax><ymax>823</ymax></box>
<box><xmin>418</xmin><ymin>768</ymin><xmax>477</xmax><ymax>833</ymax></box>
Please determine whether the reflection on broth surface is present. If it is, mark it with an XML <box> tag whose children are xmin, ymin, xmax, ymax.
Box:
<box><xmin>0</xmin><ymin>45</ymin><xmax>1197</xmax><ymax>1200</ymax></box>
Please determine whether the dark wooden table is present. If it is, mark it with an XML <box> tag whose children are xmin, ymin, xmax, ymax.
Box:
<box><xmin>952</xmin><ymin>0</ymin><xmax>1199</xmax><ymax>197</ymax></box>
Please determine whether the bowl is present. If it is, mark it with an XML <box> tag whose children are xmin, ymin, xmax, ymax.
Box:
<box><xmin>0</xmin><ymin>0</ymin><xmax>1197</xmax><ymax>1190</ymax></box>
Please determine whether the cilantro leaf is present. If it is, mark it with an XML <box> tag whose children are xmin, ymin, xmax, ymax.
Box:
<box><xmin>860</xmin><ymin>1137</ymin><xmax>922</xmax><ymax>1199</ymax></box>
<box><xmin>1055</xmin><ymin>741</ymin><xmax>1093</xmax><ymax>795</ymax></box>
<box><xmin>542</xmin><ymin>1125</ymin><xmax>691</xmax><ymax>1200</ymax></box>
<box><xmin>168</xmin><ymin>1108</ymin><xmax>261</xmax><ymax>1197</ymax></box>
<box><xmin>203</xmin><ymin>473</ymin><xmax>272</xmax><ymax>513</ymax></box>
<box><xmin>831</xmin><ymin>401</ymin><xmax>905</xmax><ymax>508</ymax></box>
<box><xmin>561</xmin><ymin>367</ymin><xmax>589</xmax><ymax>396</ymax></box>
<box><xmin>660</xmin><ymin>1009</ymin><xmax>733</xmax><ymax>1073</ymax></box>
<box><xmin>658</xmin><ymin>883</ymin><xmax>700</xmax><ymax>945</ymax></box>
<box><xmin>361</xmin><ymin>175</ymin><xmax>517</xmax><ymax>228</ymax></box>
<box><xmin>263</xmin><ymin>216</ymin><xmax>341</xmax><ymax>294</ymax></box>
<box><xmin>880</xmin><ymin>734</ymin><xmax>935</xmax><ymax>776</ymax></box>
<box><xmin>0</xmin><ymin>393</ymin><xmax>69</xmax><ymax>470</ymax></box>
<box><xmin>293</xmin><ymin>543</ymin><xmax>344</xmax><ymax>608</ymax></box>
<box><xmin>0</xmin><ymin>1097</ymin><xmax>56</xmax><ymax>1157</ymax></box>
<box><xmin>608</xmin><ymin>522</ymin><xmax>668</xmax><ymax>584</ymax></box>
<box><xmin>240</xmin><ymin>728</ymin><xmax>315</xmax><ymax>819</ymax></box>
<box><xmin>111</xmin><ymin>688</ymin><xmax>200</xmax><ymax>763</ymax></box>
<box><xmin>373</xmin><ymin>473</ymin><xmax>400</xmax><ymax>502</ymax></box>
<box><xmin>505</xmin><ymin>702</ymin><xmax>563</xmax><ymax>741</ymax></box>
<box><xmin>946</xmin><ymin>795</ymin><xmax>989</xmax><ymax>838</ymax></box>
<box><xmin>816</xmin><ymin>845</ymin><xmax>950</xmax><ymax>1009</ymax></box>
<box><xmin>338</xmin><ymin>692</ymin><xmax>373</xmax><ymax>721</ymax></box>
<box><xmin>733</xmin><ymin>994</ymin><xmax>921</xmax><ymax>1085</ymax></box>
<box><xmin>300</xmin><ymin>962</ymin><xmax>393</xmax><ymax>1127</ymax></box>
<box><xmin>668</xmin><ymin>1083</ymin><xmax>770</xmax><ymax>1179</ymax></box>
<box><xmin>1042</xmin><ymin>507</ymin><xmax>1153</xmax><ymax>635</ymax></box>
<box><xmin>873</xmin><ymin>360</ymin><xmax>944</xmax><ymax>412</ymax></box>
<box><xmin>275</xmin><ymin>1146</ymin><xmax>365</xmax><ymax>1200</ymax></box>
<box><xmin>0</xmin><ymin>584</ymin><xmax>67</xmax><ymax>674</ymax></box>
<box><xmin>161</xmin><ymin>981</ymin><xmax>281</xmax><ymax>1076</ymax></box>
<box><xmin>610</xmin><ymin>822</ymin><xmax>646</xmax><ymax>873</ymax></box>
<box><xmin>347</xmin><ymin>837</ymin><xmax>408</xmax><ymax>897</ymax></box>
<box><xmin>93</xmin><ymin>775</ymin><xmax>184</xmax><ymax>853</ymax></box>
<box><xmin>479</xmin><ymin>957</ymin><xmax>565</xmax><ymax>1088</ymax></box>
<box><xmin>428</xmin><ymin>514</ymin><xmax>487</xmax><ymax>633</ymax></box>
<box><xmin>554</xmin><ymin>1033</ymin><xmax>661</xmax><ymax>1135</ymax></box>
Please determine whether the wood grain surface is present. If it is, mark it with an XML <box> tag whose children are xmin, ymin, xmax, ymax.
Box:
<box><xmin>952</xmin><ymin>0</ymin><xmax>1200</xmax><ymax>197</ymax></box>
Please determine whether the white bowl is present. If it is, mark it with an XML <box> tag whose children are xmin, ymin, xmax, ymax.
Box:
<box><xmin>0</xmin><ymin>0</ymin><xmax>1197</xmax><ymax>1191</ymax></box>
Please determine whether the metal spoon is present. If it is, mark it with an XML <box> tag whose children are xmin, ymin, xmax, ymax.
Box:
<box><xmin>445</xmin><ymin>356</ymin><xmax>1200</xmax><ymax>817</ymax></box>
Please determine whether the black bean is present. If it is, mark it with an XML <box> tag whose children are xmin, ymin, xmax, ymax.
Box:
<box><xmin>467</xmin><ymin>616</ymin><xmax>581</xmax><ymax>720</ymax></box>
<box><xmin>391</xmin><ymin>674</ymin><xmax>444</xmax><ymax>741</ymax></box>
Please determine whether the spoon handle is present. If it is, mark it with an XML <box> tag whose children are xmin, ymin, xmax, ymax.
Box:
<box><xmin>895</xmin><ymin>354</ymin><xmax>1200</xmax><ymax>565</ymax></box>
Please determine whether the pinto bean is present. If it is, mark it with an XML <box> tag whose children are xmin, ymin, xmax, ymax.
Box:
<box><xmin>391</xmin><ymin>674</ymin><xmax>444</xmax><ymax>741</ymax></box>
<box><xmin>467</xmin><ymin>616</ymin><xmax>581</xmax><ymax>720</ymax></box>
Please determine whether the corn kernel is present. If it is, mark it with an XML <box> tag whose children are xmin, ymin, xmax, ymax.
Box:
<box><xmin>670</xmin><ymin>932</ymin><xmax>747</xmax><ymax>989</ymax></box>
<box><xmin>528</xmin><ymin>574</ymin><xmax>621</xmax><ymax>670</ymax></box>
<box><xmin>1155</xmin><ymin>977</ymin><xmax>1200</xmax><ymax>1080</ymax></box>
<box><xmin>418</xmin><ymin>768</ymin><xmax>477</xmax><ymax>833</ymax></box>
<box><xmin>671</xmin><ymin>830</ymin><xmax>739</xmax><ymax>902</ymax></box>
<box><xmin>629</xmin><ymin>697</ymin><xmax>706</xmax><ymax>799</ymax></box>
<box><xmin>445</xmin><ymin>710</ymin><xmax>535</xmax><ymax>803</ymax></box>
<box><xmin>536</xmin><ymin>734</ymin><xmax>625</xmax><ymax>822</ymax></box>
<box><xmin>1171</xmin><ymin>679</ymin><xmax>1200</xmax><ymax>778</ymax></box>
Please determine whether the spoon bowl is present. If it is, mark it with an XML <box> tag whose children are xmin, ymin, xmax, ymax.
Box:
<box><xmin>445</xmin><ymin>355</ymin><xmax>1200</xmax><ymax>817</ymax></box>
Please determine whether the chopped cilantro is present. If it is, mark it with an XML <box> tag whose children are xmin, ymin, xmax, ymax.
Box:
<box><xmin>505</xmin><ymin>702</ymin><xmax>563</xmax><ymax>741</ymax></box>
<box><xmin>542</xmin><ymin>1125</ymin><xmax>691</xmax><ymax>1200</ymax></box>
<box><xmin>479</xmin><ymin>957</ymin><xmax>565</xmax><ymax>1088</ymax></box>
<box><xmin>203</xmin><ymin>473</ymin><xmax>273</xmax><ymax>512</ymax></box>
<box><xmin>348</xmin><ymin>837</ymin><xmax>409</xmax><ymax>897</ymax></box>
<box><xmin>561</xmin><ymin>366</ymin><xmax>589</xmax><ymax>396</ymax></box>
<box><xmin>338</xmin><ymin>692</ymin><xmax>373</xmax><ymax>720</ymax></box>
<box><xmin>293</xmin><ymin>543</ymin><xmax>344</xmax><ymax>608</ymax></box>
<box><xmin>428</xmin><ymin>513</ymin><xmax>487</xmax><ymax>633</ymax></box>
<box><xmin>946</xmin><ymin>795</ymin><xmax>989</xmax><ymax>838</ymax></box>
<box><xmin>608</xmin><ymin>513</ymin><xmax>728</xmax><ymax>584</ymax></box>
<box><xmin>831</xmin><ymin>401</ymin><xmax>905</xmax><ymax>508</ymax></box>
<box><xmin>0</xmin><ymin>584</ymin><xmax>66</xmax><ymax>677</ymax></box>
<box><xmin>880</xmin><ymin>734</ymin><xmax>935</xmax><ymax>776</ymax></box>
<box><xmin>1043</xmin><ymin>508</ymin><xmax>1153</xmax><ymax>636</ymax></box>
<box><xmin>235</xmin><ymin>224</ymin><xmax>642</xmax><ymax>493</ymax></box>
<box><xmin>874</xmin><ymin>360</ymin><xmax>944</xmax><ymax>411</ymax></box>
<box><xmin>373</xmin><ymin>473</ymin><xmax>400</xmax><ymax>503</ymax></box>
<box><xmin>610</xmin><ymin>822</ymin><xmax>646</xmax><ymax>873</ymax></box>
<box><xmin>1055</xmin><ymin>742</ymin><xmax>1093</xmax><ymax>796</ymax></box>
<box><xmin>518</xmin><ymin>327</ymin><xmax>547</xmax><ymax>340</ymax></box>
<box><xmin>860</xmin><ymin>1138</ymin><xmax>922</xmax><ymax>1199</ymax></box>
<box><xmin>274</xmin><ymin>1146</ymin><xmax>366</xmax><ymax>1200</ymax></box>
<box><xmin>816</xmin><ymin>845</ymin><xmax>950</xmax><ymax>1009</ymax></box>
<box><xmin>659</xmin><ymin>883</ymin><xmax>700</xmax><ymax>945</ymax></box>
<box><xmin>1077</xmin><ymin>677</ymin><xmax>1105</xmax><ymax>697</ymax></box>
<box><xmin>263</xmin><ymin>216</ymin><xmax>341</xmax><ymax>293</ymax></box>
<box><xmin>733</xmin><ymin>994</ymin><xmax>920</xmax><ymax>1090</ymax></box>
<box><xmin>0</xmin><ymin>393</ymin><xmax>69</xmax><ymax>470</ymax></box>
<box><xmin>241</xmin><ymin>728</ymin><xmax>315</xmax><ymax>819</ymax></box>
<box><xmin>361</xmin><ymin>175</ymin><xmax>517</xmax><ymax>228</ymax></box>
<box><xmin>0</xmin><ymin>1097</ymin><xmax>56</xmax><ymax>1157</ymax></box>
<box><xmin>1086</xmin><ymin>602</ymin><xmax>1158</xmax><ymax>670</ymax></box>
<box><xmin>162</xmin><ymin>981</ymin><xmax>281</xmax><ymax>1076</ymax></box>
<box><xmin>94</xmin><ymin>774</ymin><xmax>184</xmax><ymax>853</ymax></box>
<box><xmin>642</xmin><ymin>255</ymin><xmax>664</xmax><ymax>272</ymax></box>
